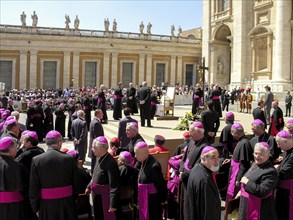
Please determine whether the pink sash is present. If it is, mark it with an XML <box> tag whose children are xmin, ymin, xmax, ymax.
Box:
<box><xmin>241</xmin><ymin>184</ymin><xmax>273</xmax><ymax>220</ymax></box>
<box><xmin>138</xmin><ymin>183</ymin><xmax>157</xmax><ymax>220</ymax></box>
<box><xmin>151</xmin><ymin>101</ymin><xmax>157</xmax><ymax>106</ymax></box>
<box><xmin>212</xmin><ymin>96</ymin><xmax>220</xmax><ymax>100</ymax></box>
<box><xmin>114</xmin><ymin>95</ymin><xmax>122</xmax><ymax>99</ymax></box>
<box><xmin>98</xmin><ymin>98</ymin><xmax>103</xmax><ymax>102</ymax></box>
<box><xmin>41</xmin><ymin>185</ymin><xmax>72</xmax><ymax>200</ymax></box>
<box><xmin>227</xmin><ymin>160</ymin><xmax>240</xmax><ymax>199</ymax></box>
<box><xmin>278</xmin><ymin>179</ymin><xmax>293</xmax><ymax>220</ymax></box>
<box><xmin>90</xmin><ymin>182</ymin><xmax>116</xmax><ymax>220</ymax></box>
<box><xmin>0</xmin><ymin>191</ymin><xmax>23</xmax><ymax>203</ymax></box>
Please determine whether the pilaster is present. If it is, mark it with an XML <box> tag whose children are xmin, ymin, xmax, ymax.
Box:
<box><xmin>63</xmin><ymin>51</ymin><xmax>71</xmax><ymax>88</ymax></box>
<box><xmin>29</xmin><ymin>50</ymin><xmax>37</xmax><ymax>88</ymax></box>
<box><xmin>19</xmin><ymin>50</ymin><xmax>27</xmax><ymax>89</ymax></box>
<box><xmin>72</xmin><ymin>52</ymin><xmax>79</xmax><ymax>88</ymax></box>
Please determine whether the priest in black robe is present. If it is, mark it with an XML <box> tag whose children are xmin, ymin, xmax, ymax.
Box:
<box><xmin>275</xmin><ymin>130</ymin><xmax>293</xmax><ymax>220</ymax></box>
<box><xmin>30</xmin><ymin>130</ymin><xmax>79</xmax><ymax>220</ymax></box>
<box><xmin>26</xmin><ymin>101</ymin><xmax>35</xmax><ymax>131</ymax></box>
<box><xmin>179</xmin><ymin>121</ymin><xmax>208</xmax><ymax>220</ymax></box>
<box><xmin>113</xmin><ymin>82</ymin><xmax>123</xmax><ymax>120</ymax></box>
<box><xmin>54</xmin><ymin>103</ymin><xmax>66</xmax><ymax>137</ymax></box>
<box><xmin>126</xmin><ymin>82</ymin><xmax>138</xmax><ymax>114</ymax></box>
<box><xmin>88</xmin><ymin>136</ymin><xmax>120</xmax><ymax>220</ymax></box>
<box><xmin>97</xmin><ymin>85</ymin><xmax>108</xmax><ymax>124</ymax></box>
<box><xmin>210</xmin><ymin>84</ymin><xmax>222</xmax><ymax>117</ymax></box>
<box><xmin>33</xmin><ymin>100</ymin><xmax>44</xmax><ymax>141</ymax></box>
<box><xmin>191</xmin><ymin>83</ymin><xmax>203</xmax><ymax>115</ymax></box>
<box><xmin>15</xmin><ymin>131</ymin><xmax>44</xmax><ymax>220</ymax></box>
<box><xmin>225</xmin><ymin>123</ymin><xmax>253</xmax><ymax>217</ymax></box>
<box><xmin>43</xmin><ymin>99</ymin><xmax>54</xmax><ymax>136</ymax></box>
<box><xmin>238</xmin><ymin>142</ymin><xmax>278</xmax><ymax>220</ymax></box>
<box><xmin>134</xmin><ymin>141</ymin><xmax>167</xmax><ymax>220</ymax></box>
<box><xmin>250</xmin><ymin>119</ymin><xmax>281</xmax><ymax>162</ymax></box>
<box><xmin>66</xmin><ymin>98</ymin><xmax>75</xmax><ymax>139</ymax></box>
<box><xmin>82</xmin><ymin>92</ymin><xmax>92</xmax><ymax>130</ymax></box>
<box><xmin>125</xmin><ymin>122</ymin><xmax>145</xmax><ymax>156</ymax></box>
<box><xmin>187</xmin><ymin>146</ymin><xmax>221</xmax><ymax>220</ymax></box>
<box><xmin>0</xmin><ymin>137</ymin><xmax>26</xmax><ymax>220</ymax></box>
<box><xmin>138</xmin><ymin>81</ymin><xmax>152</xmax><ymax>127</ymax></box>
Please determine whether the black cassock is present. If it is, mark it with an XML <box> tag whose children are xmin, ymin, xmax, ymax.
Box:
<box><xmin>249</xmin><ymin>132</ymin><xmax>281</xmax><ymax>162</ymax></box>
<box><xmin>210</xmin><ymin>88</ymin><xmax>222</xmax><ymax>117</ymax></box>
<box><xmin>15</xmin><ymin>146</ymin><xmax>44</xmax><ymax>220</ymax></box>
<box><xmin>0</xmin><ymin>155</ymin><xmax>27</xmax><ymax>220</ymax></box>
<box><xmin>126</xmin><ymin>87</ymin><xmax>138</xmax><ymax>114</ymax></box>
<box><xmin>126</xmin><ymin>133</ymin><xmax>145</xmax><ymax>156</ymax></box>
<box><xmin>276</xmin><ymin>147</ymin><xmax>293</xmax><ymax>220</ymax></box>
<box><xmin>67</xmin><ymin>103</ymin><xmax>75</xmax><ymax>139</ymax></box>
<box><xmin>238</xmin><ymin>160</ymin><xmax>278</xmax><ymax>220</ymax></box>
<box><xmin>187</xmin><ymin>163</ymin><xmax>221</xmax><ymax>220</ymax></box>
<box><xmin>43</xmin><ymin>104</ymin><xmax>54</xmax><ymax>136</ymax></box>
<box><xmin>82</xmin><ymin>97</ymin><xmax>92</xmax><ymax>130</ymax></box>
<box><xmin>219</xmin><ymin>122</ymin><xmax>237</xmax><ymax>155</ymax></box>
<box><xmin>30</xmin><ymin>148</ymin><xmax>79</xmax><ymax>220</ymax></box>
<box><xmin>138</xmin><ymin>155</ymin><xmax>167</xmax><ymax>220</ymax></box>
<box><xmin>113</xmin><ymin>87</ymin><xmax>123</xmax><ymax>120</ymax></box>
<box><xmin>33</xmin><ymin>105</ymin><xmax>44</xmax><ymax>141</ymax></box>
<box><xmin>26</xmin><ymin>106</ymin><xmax>35</xmax><ymax>131</ymax></box>
<box><xmin>55</xmin><ymin>108</ymin><xmax>66</xmax><ymax>137</ymax></box>
<box><xmin>97</xmin><ymin>90</ymin><xmax>108</xmax><ymax>123</ymax></box>
<box><xmin>91</xmin><ymin>153</ymin><xmax>120</xmax><ymax>220</ymax></box>
<box><xmin>191</xmin><ymin>87</ymin><xmax>203</xmax><ymax>115</ymax></box>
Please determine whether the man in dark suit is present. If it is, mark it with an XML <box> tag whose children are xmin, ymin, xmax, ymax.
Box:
<box><xmin>71</xmin><ymin>110</ymin><xmax>88</xmax><ymax>165</ymax></box>
<box><xmin>118</xmin><ymin>107</ymin><xmax>138</xmax><ymax>148</ymax></box>
<box><xmin>89</xmin><ymin>109</ymin><xmax>104</xmax><ymax>173</ymax></box>
<box><xmin>138</xmin><ymin>81</ymin><xmax>152</xmax><ymax>127</ymax></box>
<box><xmin>252</xmin><ymin>100</ymin><xmax>267</xmax><ymax>129</ymax></box>
<box><xmin>201</xmin><ymin>101</ymin><xmax>220</xmax><ymax>144</ymax></box>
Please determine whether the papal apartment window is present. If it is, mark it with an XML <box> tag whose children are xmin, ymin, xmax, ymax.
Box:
<box><xmin>0</xmin><ymin>61</ymin><xmax>12</xmax><ymax>90</ymax></box>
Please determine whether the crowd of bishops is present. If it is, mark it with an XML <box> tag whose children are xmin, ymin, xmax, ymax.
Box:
<box><xmin>0</xmin><ymin>82</ymin><xmax>292</xmax><ymax>220</ymax></box>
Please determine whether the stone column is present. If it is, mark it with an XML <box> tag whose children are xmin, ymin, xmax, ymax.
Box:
<box><xmin>138</xmin><ymin>53</ymin><xmax>145</xmax><ymax>84</ymax></box>
<box><xmin>170</xmin><ymin>55</ymin><xmax>176</xmax><ymax>86</ymax></box>
<box><xmin>274</xmin><ymin>0</ymin><xmax>291</xmax><ymax>81</ymax></box>
<box><xmin>111</xmin><ymin>53</ymin><xmax>118</xmax><ymax>87</ymax></box>
<box><xmin>177</xmin><ymin>56</ymin><xmax>182</xmax><ymax>85</ymax></box>
<box><xmin>146</xmin><ymin>54</ymin><xmax>152</xmax><ymax>85</ymax></box>
<box><xmin>29</xmin><ymin>50</ymin><xmax>37</xmax><ymax>88</ymax></box>
<box><xmin>63</xmin><ymin>51</ymin><xmax>71</xmax><ymax>88</ymax></box>
<box><xmin>19</xmin><ymin>50</ymin><xmax>27</xmax><ymax>89</ymax></box>
<box><xmin>72</xmin><ymin>52</ymin><xmax>80</xmax><ymax>88</ymax></box>
<box><xmin>103</xmin><ymin>52</ymin><xmax>110</xmax><ymax>88</ymax></box>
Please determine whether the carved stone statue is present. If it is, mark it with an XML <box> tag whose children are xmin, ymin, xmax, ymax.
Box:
<box><xmin>31</xmin><ymin>11</ymin><xmax>38</xmax><ymax>27</ymax></box>
<box><xmin>104</xmin><ymin>18</ymin><xmax>110</xmax><ymax>32</ymax></box>
<box><xmin>65</xmin><ymin>14</ymin><xmax>71</xmax><ymax>29</ymax></box>
<box><xmin>139</xmin><ymin>21</ymin><xmax>144</xmax><ymax>34</ymax></box>
<box><xmin>112</xmin><ymin>19</ymin><xmax>117</xmax><ymax>32</ymax></box>
<box><xmin>74</xmin><ymin>15</ymin><xmax>80</xmax><ymax>30</ymax></box>
<box><xmin>178</xmin><ymin>25</ymin><xmax>182</xmax><ymax>37</ymax></box>
<box><xmin>198</xmin><ymin>28</ymin><xmax>202</xmax><ymax>39</ymax></box>
<box><xmin>171</xmin><ymin>25</ymin><xmax>175</xmax><ymax>36</ymax></box>
<box><xmin>20</xmin><ymin>11</ymin><xmax>26</xmax><ymax>27</ymax></box>
<box><xmin>147</xmin><ymin>22</ymin><xmax>152</xmax><ymax>35</ymax></box>
<box><xmin>217</xmin><ymin>57</ymin><xmax>224</xmax><ymax>75</ymax></box>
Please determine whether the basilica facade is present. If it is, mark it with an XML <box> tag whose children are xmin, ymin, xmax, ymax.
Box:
<box><xmin>202</xmin><ymin>0</ymin><xmax>293</xmax><ymax>92</ymax></box>
<box><xmin>0</xmin><ymin>20</ymin><xmax>201</xmax><ymax>90</ymax></box>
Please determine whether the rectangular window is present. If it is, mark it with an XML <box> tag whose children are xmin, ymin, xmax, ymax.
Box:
<box><xmin>0</xmin><ymin>61</ymin><xmax>12</xmax><ymax>90</ymax></box>
<box><xmin>218</xmin><ymin>0</ymin><xmax>229</xmax><ymax>12</ymax></box>
<box><xmin>185</xmin><ymin>64</ymin><xmax>194</xmax><ymax>86</ymax></box>
<box><xmin>85</xmin><ymin>62</ymin><xmax>97</xmax><ymax>87</ymax></box>
<box><xmin>122</xmin><ymin>62</ymin><xmax>133</xmax><ymax>88</ymax></box>
<box><xmin>43</xmin><ymin>61</ymin><xmax>57</xmax><ymax>89</ymax></box>
<box><xmin>156</xmin><ymin>63</ymin><xmax>165</xmax><ymax>87</ymax></box>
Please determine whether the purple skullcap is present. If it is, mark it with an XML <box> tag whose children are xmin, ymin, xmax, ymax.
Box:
<box><xmin>232</xmin><ymin>122</ymin><xmax>243</xmax><ymax>129</ymax></box>
<box><xmin>45</xmin><ymin>130</ymin><xmax>62</xmax><ymax>139</ymax></box>
<box><xmin>28</xmin><ymin>101</ymin><xmax>33</xmax><ymax>105</ymax></box>
<box><xmin>201</xmin><ymin>146</ymin><xmax>216</xmax><ymax>155</ymax></box>
<box><xmin>135</xmin><ymin>141</ymin><xmax>148</xmax><ymax>149</ymax></box>
<box><xmin>128</xmin><ymin>122</ymin><xmax>138</xmax><ymax>129</ymax></box>
<box><xmin>0</xmin><ymin>137</ymin><xmax>13</xmax><ymax>151</ymax></box>
<box><xmin>277</xmin><ymin>130</ymin><xmax>292</xmax><ymax>139</ymax></box>
<box><xmin>287</xmin><ymin>119</ymin><xmax>293</xmax><ymax>124</ymax></box>
<box><xmin>225</xmin><ymin>112</ymin><xmax>234</xmax><ymax>119</ymax></box>
<box><xmin>252</xmin><ymin>119</ymin><xmax>264</xmax><ymax>126</ymax></box>
<box><xmin>1</xmin><ymin>112</ymin><xmax>8</xmax><ymax>120</ymax></box>
<box><xmin>191</xmin><ymin>121</ymin><xmax>204</xmax><ymax>129</ymax></box>
<box><xmin>4</xmin><ymin>119</ymin><xmax>17</xmax><ymax>126</ymax></box>
<box><xmin>60</xmin><ymin>103</ymin><xmax>65</xmax><ymax>107</ymax></box>
<box><xmin>67</xmin><ymin>149</ymin><xmax>79</xmax><ymax>159</ymax></box>
<box><xmin>154</xmin><ymin>135</ymin><xmax>165</xmax><ymax>145</ymax></box>
<box><xmin>95</xmin><ymin>136</ymin><xmax>108</xmax><ymax>145</ymax></box>
<box><xmin>120</xmin><ymin>151</ymin><xmax>133</xmax><ymax>162</ymax></box>
<box><xmin>6</xmin><ymin>116</ymin><xmax>15</xmax><ymax>121</ymax></box>
<box><xmin>259</xmin><ymin>142</ymin><xmax>270</xmax><ymax>149</ymax></box>
<box><xmin>27</xmin><ymin>131</ymin><xmax>38</xmax><ymax>140</ymax></box>
<box><xmin>21</xmin><ymin>130</ymin><xmax>30</xmax><ymax>136</ymax></box>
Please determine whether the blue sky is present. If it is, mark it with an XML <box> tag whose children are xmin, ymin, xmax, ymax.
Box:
<box><xmin>0</xmin><ymin>0</ymin><xmax>202</xmax><ymax>35</ymax></box>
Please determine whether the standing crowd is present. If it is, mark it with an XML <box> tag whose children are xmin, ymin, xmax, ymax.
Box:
<box><xmin>0</xmin><ymin>81</ymin><xmax>292</xmax><ymax>220</ymax></box>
